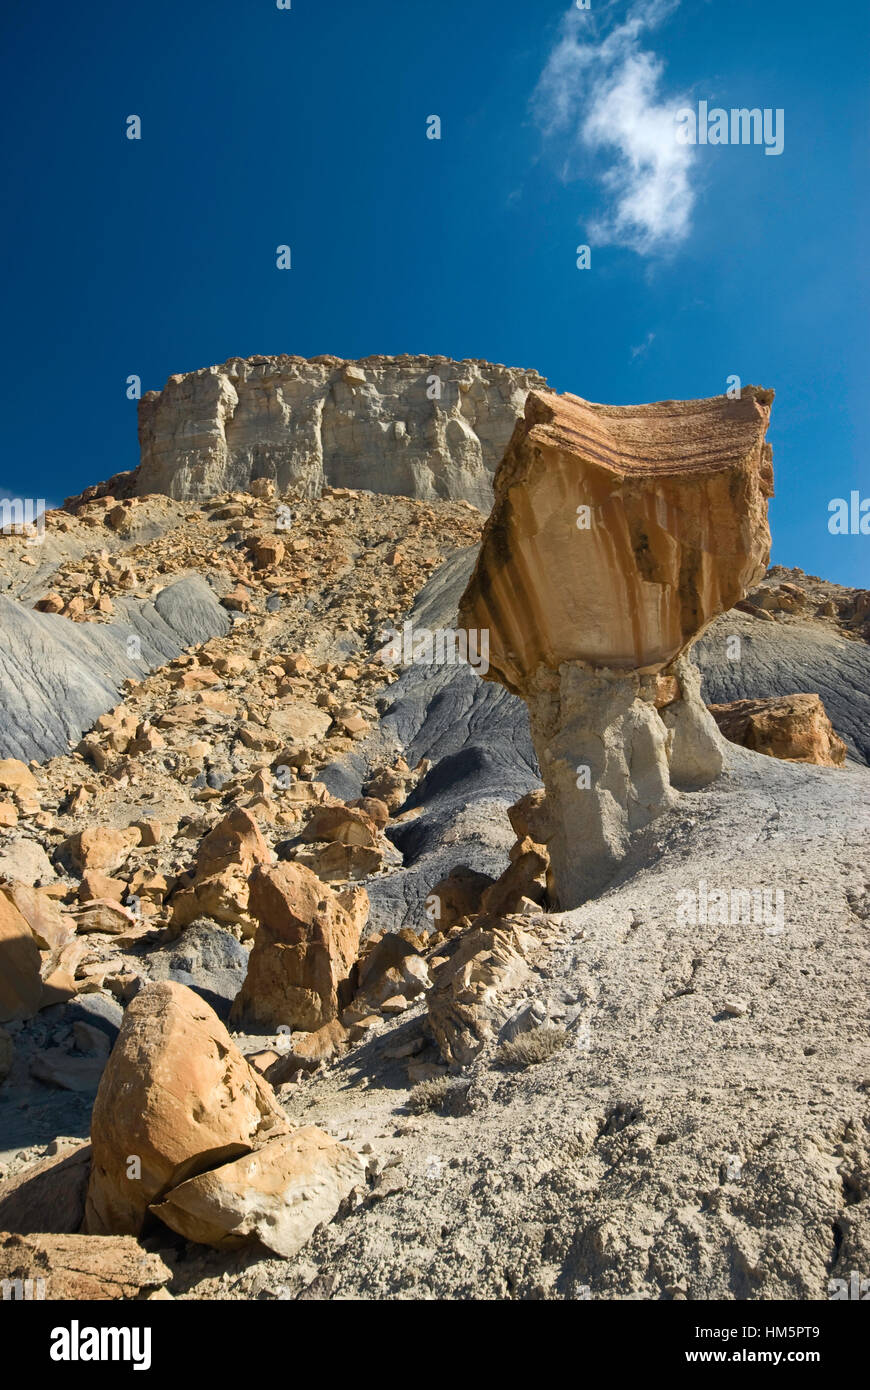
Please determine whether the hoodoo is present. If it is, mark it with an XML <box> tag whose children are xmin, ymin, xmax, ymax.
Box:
<box><xmin>458</xmin><ymin>387</ymin><xmax>775</xmax><ymax>907</ymax></box>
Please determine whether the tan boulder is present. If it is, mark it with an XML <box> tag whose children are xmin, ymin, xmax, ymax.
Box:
<box><xmin>151</xmin><ymin>1127</ymin><xmax>364</xmax><ymax>1257</ymax></box>
<box><xmin>362</xmin><ymin>763</ymin><xmax>411</xmax><ymax>812</ymax></box>
<box><xmin>34</xmin><ymin>592</ymin><xmax>65</xmax><ymax>614</ymax></box>
<box><xmin>63</xmin><ymin>825</ymin><xmax>141</xmax><ymax>874</ymax></box>
<box><xmin>0</xmin><ymin>892</ymin><xmax>43</xmax><ymax>1021</ymax></box>
<box><xmin>306</xmin><ymin>840</ymin><xmax>385</xmax><ymax>882</ymax></box>
<box><xmin>458</xmin><ymin>387</ymin><xmax>773</xmax><ymax>907</ymax></box>
<box><xmin>84</xmin><ymin>981</ymin><xmax>288</xmax><ymax>1236</ymax></box>
<box><xmin>348</xmin><ymin>932</ymin><xmax>431</xmax><ymax>1016</ymax></box>
<box><xmin>507</xmin><ymin>789</ymin><xmax>552</xmax><ymax>845</ymax></box>
<box><xmin>0</xmin><ymin>882</ymin><xmax>75</xmax><ymax>951</ymax></box>
<box><xmin>197</xmin><ymin>806</ymin><xmax>271</xmax><ymax>877</ymax></box>
<box><xmin>335</xmin><ymin>883</ymin><xmax>370</xmax><ymax>937</ymax></box>
<box><xmin>270</xmin><ymin>702</ymin><xmax>332</xmax><ymax>744</ymax></box>
<box><xmin>72</xmin><ymin>900</ymin><xmax>138</xmax><ymax>935</ymax></box>
<box><xmin>171</xmin><ymin>806</ymin><xmax>270</xmax><ymax>930</ymax></box>
<box><xmin>0</xmin><ymin>759</ymin><xmax>37</xmax><ymax>795</ymax></box>
<box><xmin>0</xmin><ymin>1231</ymin><xmax>171</xmax><ymax>1300</ymax></box>
<box><xmin>249</xmin><ymin>535</ymin><xmax>285</xmax><ymax>569</ymax></box>
<box><xmin>301</xmin><ymin>804</ymin><xmax>380</xmax><ymax>848</ymax></box>
<box><xmin>479</xmin><ymin>848</ymin><xmax>548</xmax><ymax>919</ymax></box>
<box><xmin>229</xmin><ymin>863</ymin><xmax>362</xmax><ymax>1033</ymax></box>
<box><xmin>348</xmin><ymin>796</ymin><xmax>390</xmax><ymax>829</ymax></box>
<box><xmin>426</xmin><ymin>865</ymin><xmax>495</xmax><ymax>931</ymax></box>
<box><xmin>78</xmin><ymin>870</ymin><xmax>127</xmax><ymax>904</ymax></box>
<box><xmin>263</xmin><ymin>1019</ymin><xmax>349</xmax><ymax>1082</ymax></box>
<box><xmin>708</xmin><ymin>694</ymin><xmax>847</xmax><ymax>767</ymax></box>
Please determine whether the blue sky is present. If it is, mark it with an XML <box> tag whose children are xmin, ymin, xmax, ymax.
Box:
<box><xmin>1</xmin><ymin>0</ymin><xmax>867</xmax><ymax>584</ymax></box>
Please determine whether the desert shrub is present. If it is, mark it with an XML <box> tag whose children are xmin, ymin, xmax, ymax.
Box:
<box><xmin>407</xmin><ymin>1075</ymin><xmax>455</xmax><ymax>1114</ymax></box>
<box><xmin>496</xmin><ymin>1026</ymin><xmax>570</xmax><ymax>1070</ymax></box>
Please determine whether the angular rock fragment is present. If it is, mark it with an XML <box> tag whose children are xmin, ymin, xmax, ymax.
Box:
<box><xmin>427</xmin><ymin>920</ymin><xmax>534</xmax><ymax>1065</ymax></box>
<box><xmin>0</xmin><ymin>892</ymin><xmax>43</xmax><ymax>1021</ymax></box>
<box><xmin>229</xmin><ymin>863</ymin><xmax>364</xmax><ymax>1032</ymax></box>
<box><xmin>708</xmin><ymin>693</ymin><xmax>847</xmax><ymax>767</ymax></box>
<box><xmin>0</xmin><ymin>1231</ymin><xmax>172</xmax><ymax>1300</ymax></box>
<box><xmin>61</xmin><ymin>825</ymin><xmax>141</xmax><ymax>875</ymax></box>
<box><xmin>426</xmin><ymin>866</ymin><xmax>495</xmax><ymax>931</ymax></box>
<box><xmin>170</xmin><ymin>806</ymin><xmax>271</xmax><ymax>931</ymax></box>
<box><xmin>0</xmin><ymin>1145</ymin><xmax>91</xmax><ymax>1235</ymax></box>
<box><xmin>151</xmin><ymin>1127</ymin><xmax>364</xmax><ymax>1256</ymax></box>
<box><xmin>0</xmin><ymin>882</ymin><xmax>75</xmax><ymax>951</ymax></box>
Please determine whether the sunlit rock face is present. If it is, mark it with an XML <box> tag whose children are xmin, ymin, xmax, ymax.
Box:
<box><xmin>134</xmin><ymin>355</ymin><xmax>547</xmax><ymax>509</ymax></box>
<box><xmin>458</xmin><ymin>387</ymin><xmax>775</xmax><ymax>908</ymax></box>
<box><xmin>459</xmin><ymin>388</ymin><xmax>774</xmax><ymax>693</ymax></box>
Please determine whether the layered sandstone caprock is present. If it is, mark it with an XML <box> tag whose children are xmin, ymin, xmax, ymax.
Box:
<box><xmin>459</xmin><ymin>388</ymin><xmax>774</xmax><ymax>908</ymax></box>
<box><xmin>459</xmin><ymin>388</ymin><xmax>774</xmax><ymax>691</ymax></box>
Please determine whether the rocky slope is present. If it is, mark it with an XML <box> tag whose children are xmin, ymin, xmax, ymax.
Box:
<box><xmin>1</xmin><ymin>377</ymin><xmax>868</xmax><ymax>1304</ymax></box>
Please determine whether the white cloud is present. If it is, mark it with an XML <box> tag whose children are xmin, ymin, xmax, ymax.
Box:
<box><xmin>533</xmin><ymin>0</ymin><xmax>696</xmax><ymax>256</ymax></box>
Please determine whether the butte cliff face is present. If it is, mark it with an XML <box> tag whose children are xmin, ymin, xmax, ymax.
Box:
<box><xmin>132</xmin><ymin>355</ymin><xmax>548</xmax><ymax>510</ymax></box>
<box><xmin>458</xmin><ymin>387</ymin><xmax>775</xmax><ymax>909</ymax></box>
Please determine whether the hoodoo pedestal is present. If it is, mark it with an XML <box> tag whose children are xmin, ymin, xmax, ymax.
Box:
<box><xmin>458</xmin><ymin>387</ymin><xmax>775</xmax><ymax>908</ymax></box>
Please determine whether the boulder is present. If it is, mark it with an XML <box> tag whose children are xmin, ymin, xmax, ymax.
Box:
<box><xmin>301</xmin><ymin>804</ymin><xmax>380</xmax><ymax>848</ymax></box>
<box><xmin>0</xmin><ymin>759</ymin><xmax>37</xmax><ymax>794</ymax></box>
<box><xmin>263</xmin><ymin>1019</ymin><xmax>349</xmax><ymax>1081</ymax></box>
<box><xmin>72</xmin><ymin>900</ymin><xmax>138</xmax><ymax>935</ymax></box>
<box><xmin>479</xmin><ymin>848</ymin><xmax>548</xmax><ymax>918</ymax></box>
<box><xmin>0</xmin><ymin>882</ymin><xmax>75</xmax><ymax>951</ymax></box>
<box><xmin>229</xmin><ymin>863</ymin><xmax>362</xmax><ymax>1033</ymax></box>
<box><xmin>507</xmin><ymin>789</ymin><xmax>552</xmax><ymax>845</ymax></box>
<box><xmin>0</xmin><ymin>1145</ymin><xmax>91</xmax><ymax>1235</ymax></box>
<box><xmin>348</xmin><ymin>932</ymin><xmax>431</xmax><ymax>1016</ymax></box>
<box><xmin>62</xmin><ymin>825</ymin><xmax>141</xmax><ymax>875</ymax></box>
<box><xmin>426</xmin><ymin>865</ymin><xmax>495</xmax><ymax>931</ymax></box>
<box><xmin>31</xmin><ymin>1048</ymin><xmax>107</xmax><ymax>1093</ymax></box>
<box><xmin>707</xmin><ymin>693</ymin><xmax>847</xmax><ymax>767</ymax></box>
<box><xmin>150</xmin><ymin>1127</ymin><xmax>364</xmax><ymax>1256</ymax></box>
<box><xmin>0</xmin><ymin>838</ymin><xmax>56</xmax><ymax>885</ymax></box>
<box><xmin>0</xmin><ymin>1231</ymin><xmax>172</xmax><ymax>1300</ymax></box>
<box><xmin>84</xmin><ymin>982</ymin><xmax>288</xmax><ymax>1235</ymax></box>
<box><xmin>170</xmin><ymin>806</ymin><xmax>271</xmax><ymax>930</ymax></box>
<box><xmin>0</xmin><ymin>892</ymin><xmax>43</xmax><ymax>1022</ymax></box>
<box><xmin>306</xmin><ymin>840</ymin><xmax>388</xmax><ymax>882</ymax></box>
<box><xmin>347</xmin><ymin>796</ymin><xmax>390</xmax><ymax>829</ymax></box>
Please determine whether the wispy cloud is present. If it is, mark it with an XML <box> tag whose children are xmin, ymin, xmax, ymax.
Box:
<box><xmin>630</xmin><ymin>331</ymin><xmax>656</xmax><ymax>359</ymax></box>
<box><xmin>533</xmin><ymin>0</ymin><xmax>696</xmax><ymax>256</ymax></box>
